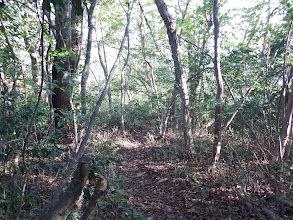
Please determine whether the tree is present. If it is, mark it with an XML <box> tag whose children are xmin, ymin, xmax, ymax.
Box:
<box><xmin>275</xmin><ymin>14</ymin><xmax>293</xmax><ymax>160</ymax></box>
<box><xmin>80</xmin><ymin>0</ymin><xmax>98</xmax><ymax>115</ymax></box>
<box><xmin>155</xmin><ymin>0</ymin><xmax>194</xmax><ymax>150</ymax></box>
<box><xmin>212</xmin><ymin>0</ymin><xmax>224</xmax><ymax>162</ymax></box>
<box><xmin>38</xmin><ymin>1</ymin><xmax>134</xmax><ymax>218</ymax></box>
<box><xmin>51</xmin><ymin>0</ymin><xmax>81</xmax><ymax>127</ymax></box>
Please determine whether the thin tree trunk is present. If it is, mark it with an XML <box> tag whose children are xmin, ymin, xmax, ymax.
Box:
<box><xmin>102</xmin><ymin>30</ymin><xmax>114</xmax><ymax>118</ymax></box>
<box><xmin>275</xmin><ymin>18</ymin><xmax>293</xmax><ymax>160</ymax></box>
<box><xmin>81</xmin><ymin>0</ymin><xmax>98</xmax><ymax>115</ymax></box>
<box><xmin>213</xmin><ymin>0</ymin><xmax>224</xmax><ymax>163</ymax></box>
<box><xmin>189</xmin><ymin>4</ymin><xmax>213</xmax><ymax>130</ymax></box>
<box><xmin>138</xmin><ymin>11</ymin><xmax>161</xmax><ymax>122</ymax></box>
<box><xmin>15</xmin><ymin>5</ymin><xmax>46</xmax><ymax>218</ymax></box>
<box><xmin>159</xmin><ymin>89</ymin><xmax>179</xmax><ymax>136</ymax></box>
<box><xmin>120</xmin><ymin>34</ymin><xmax>130</xmax><ymax>133</ymax></box>
<box><xmin>223</xmin><ymin>73</ymin><xmax>269</xmax><ymax>159</ymax></box>
<box><xmin>138</xmin><ymin>0</ymin><xmax>165</xmax><ymax>58</ymax></box>
<box><xmin>155</xmin><ymin>0</ymin><xmax>194</xmax><ymax>150</ymax></box>
<box><xmin>45</xmin><ymin>44</ymin><xmax>55</xmax><ymax>131</ymax></box>
<box><xmin>24</xmin><ymin>36</ymin><xmax>39</xmax><ymax>95</ymax></box>
<box><xmin>120</xmin><ymin>68</ymin><xmax>126</xmax><ymax>132</ymax></box>
<box><xmin>263</xmin><ymin>0</ymin><xmax>273</xmax><ymax>149</ymax></box>
<box><xmin>278</xmin><ymin>82</ymin><xmax>293</xmax><ymax>160</ymax></box>
<box><xmin>97</xmin><ymin>42</ymin><xmax>114</xmax><ymax>117</ymax></box>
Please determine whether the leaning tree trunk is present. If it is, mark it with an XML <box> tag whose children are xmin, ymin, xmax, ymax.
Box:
<box><xmin>97</xmin><ymin>42</ymin><xmax>115</xmax><ymax>118</ymax></box>
<box><xmin>155</xmin><ymin>0</ymin><xmax>194</xmax><ymax>151</ymax></box>
<box><xmin>80</xmin><ymin>176</ymin><xmax>107</xmax><ymax>220</ymax></box>
<box><xmin>213</xmin><ymin>0</ymin><xmax>224</xmax><ymax>163</ymax></box>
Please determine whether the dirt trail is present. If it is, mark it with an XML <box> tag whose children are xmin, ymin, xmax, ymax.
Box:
<box><xmin>116</xmin><ymin>130</ymin><xmax>195</xmax><ymax>220</ymax></box>
<box><xmin>110</xmin><ymin>129</ymin><xmax>293</xmax><ymax>220</ymax></box>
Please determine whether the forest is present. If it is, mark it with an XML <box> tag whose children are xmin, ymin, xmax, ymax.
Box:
<box><xmin>0</xmin><ymin>0</ymin><xmax>292</xmax><ymax>219</ymax></box>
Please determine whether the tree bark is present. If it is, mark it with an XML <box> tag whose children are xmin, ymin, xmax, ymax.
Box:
<box><xmin>278</xmin><ymin>81</ymin><xmax>293</xmax><ymax>160</ymax></box>
<box><xmin>81</xmin><ymin>0</ymin><xmax>98</xmax><ymax>115</ymax></box>
<box><xmin>52</xmin><ymin>0</ymin><xmax>81</xmax><ymax>127</ymax></box>
<box><xmin>159</xmin><ymin>89</ymin><xmax>179</xmax><ymax>136</ymax></box>
<box><xmin>155</xmin><ymin>0</ymin><xmax>194</xmax><ymax>150</ymax></box>
<box><xmin>213</xmin><ymin>0</ymin><xmax>224</xmax><ymax>163</ymax></box>
<box><xmin>97</xmin><ymin>42</ymin><xmax>114</xmax><ymax>117</ymax></box>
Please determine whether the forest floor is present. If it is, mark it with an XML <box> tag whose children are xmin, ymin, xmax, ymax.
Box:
<box><xmin>92</xmin><ymin>125</ymin><xmax>293</xmax><ymax>220</ymax></box>
<box><xmin>7</xmin><ymin>124</ymin><xmax>292</xmax><ymax>219</ymax></box>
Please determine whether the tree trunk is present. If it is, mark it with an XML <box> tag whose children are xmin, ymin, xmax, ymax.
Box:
<box><xmin>52</xmin><ymin>0</ymin><xmax>81</xmax><ymax>127</ymax></box>
<box><xmin>24</xmin><ymin>36</ymin><xmax>39</xmax><ymax>95</ymax></box>
<box><xmin>212</xmin><ymin>0</ymin><xmax>224</xmax><ymax>163</ymax></box>
<box><xmin>120</xmin><ymin>29</ymin><xmax>130</xmax><ymax>133</ymax></box>
<box><xmin>97</xmin><ymin>42</ymin><xmax>115</xmax><ymax>118</ymax></box>
<box><xmin>80</xmin><ymin>176</ymin><xmax>107</xmax><ymax>220</ymax></box>
<box><xmin>81</xmin><ymin>0</ymin><xmax>97</xmax><ymax>115</ymax></box>
<box><xmin>275</xmin><ymin>18</ymin><xmax>293</xmax><ymax>160</ymax></box>
<box><xmin>189</xmin><ymin>5</ymin><xmax>213</xmax><ymax>130</ymax></box>
<box><xmin>155</xmin><ymin>0</ymin><xmax>194</xmax><ymax>150</ymax></box>
<box><xmin>39</xmin><ymin>157</ymin><xmax>92</xmax><ymax>220</ymax></box>
<box><xmin>120</xmin><ymin>67</ymin><xmax>126</xmax><ymax>132</ymax></box>
<box><xmin>159</xmin><ymin>89</ymin><xmax>179</xmax><ymax>136</ymax></box>
<box><xmin>277</xmin><ymin>82</ymin><xmax>293</xmax><ymax>160</ymax></box>
<box><xmin>138</xmin><ymin>13</ymin><xmax>161</xmax><ymax>122</ymax></box>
